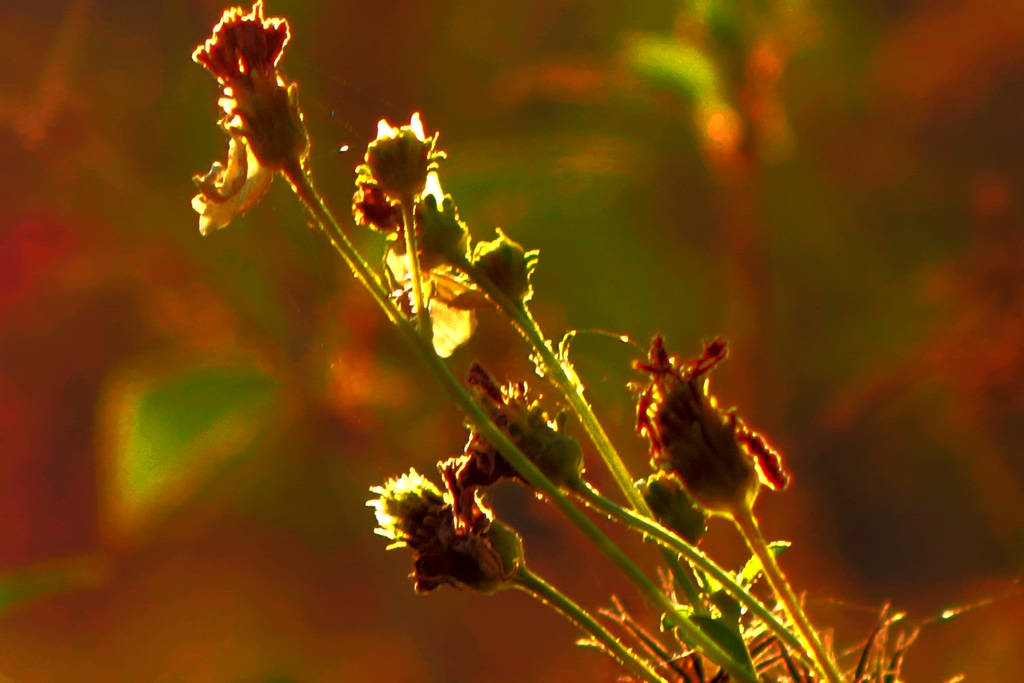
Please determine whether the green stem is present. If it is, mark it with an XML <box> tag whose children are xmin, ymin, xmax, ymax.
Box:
<box><xmin>283</xmin><ymin>164</ymin><xmax>400</xmax><ymax>326</ymax></box>
<box><xmin>458</xmin><ymin>259</ymin><xmax>704</xmax><ymax>609</ymax></box>
<box><xmin>283</xmin><ymin>166</ymin><xmax>755</xmax><ymax>682</ymax></box>
<box><xmin>578</xmin><ymin>483</ymin><xmax>817</xmax><ymax>673</ymax></box>
<box><xmin>733</xmin><ymin>507</ymin><xmax>844</xmax><ymax>683</ymax></box>
<box><xmin>400</xmin><ymin>199</ymin><xmax>431</xmax><ymax>336</ymax></box>
<box><xmin>514</xmin><ymin>568</ymin><xmax>667</xmax><ymax>683</ymax></box>
<box><xmin>460</xmin><ymin>259</ymin><xmax>641</xmax><ymax>508</ymax></box>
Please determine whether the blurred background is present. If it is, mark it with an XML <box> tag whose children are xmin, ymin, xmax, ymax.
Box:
<box><xmin>1</xmin><ymin>0</ymin><xmax>1022</xmax><ymax>680</ymax></box>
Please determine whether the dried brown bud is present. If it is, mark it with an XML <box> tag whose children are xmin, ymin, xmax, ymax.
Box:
<box><xmin>437</xmin><ymin>364</ymin><xmax>584</xmax><ymax>529</ymax></box>
<box><xmin>353</xmin><ymin>180</ymin><xmax>403</xmax><ymax>233</ymax></box>
<box><xmin>635</xmin><ymin>337</ymin><xmax>789</xmax><ymax>516</ymax></box>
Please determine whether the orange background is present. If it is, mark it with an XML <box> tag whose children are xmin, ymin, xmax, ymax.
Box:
<box><xmin>1</xmin><ymin>0</ymin><xmax>1022</xmax><ymax>680</ymax></box>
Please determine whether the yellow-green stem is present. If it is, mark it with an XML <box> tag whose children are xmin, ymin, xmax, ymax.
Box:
<box><xmin>578</xmin><ymin>483</ymin><xmax>817</xmax><ymax>674</ymax></box>
<box><xmin>458</xmin><ymin>258</ymin><xmax>704</xmax><ymax>609</ymax></box>
<box><xmin>399</xmin><ymin>199</ymin><xmax>431</xmax><ymax>335</ymax></box>
<box><xmin>514</xmin><ymin>568</ymin><xmax>667</xmax><ymax>683</ymax></box>
<box><xmin>284</xmin><ymin>166</ymin><xmax>755</xmax><ymax>682</ymax></box>
<box><xmin>733</xmin><ymin>507</ymin><xmax>845</xmax><ymax>683</ymax></box>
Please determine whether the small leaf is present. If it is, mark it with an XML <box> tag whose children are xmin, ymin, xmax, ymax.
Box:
<box><xmin>738</xmin><ymin>540</ymin><xmax>791</xmax><ymax>588</ymax></box>
<box><xmin>691</xmin><ymin>614</ymin><xmax>757</xmax><ymax>677</ymax></box>
<box><xmin>626</xmin><ymin>35</ymin><xmax>721</xmax><ymax>102</ymax></box>
<box><xmin>0</xmin><ymin>556</ymin><xmax>108</xmax><ymax>613</ymax></box>
<box><xmin>100</xmin><ymin>361</ymin><xmax>278</xmax><ymax>542</ymax></box>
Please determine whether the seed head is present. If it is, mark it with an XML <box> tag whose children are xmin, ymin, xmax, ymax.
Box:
<box><xmin>368</xmin><ymin>469</ymin><xmax>524</xmax><ymax>593</ymax></box>
<box><xmin>363</xmin><ymin>113</ymin><xmax>445</xmax><ymax>201</ymax></box>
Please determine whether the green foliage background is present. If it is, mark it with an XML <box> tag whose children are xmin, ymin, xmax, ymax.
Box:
<box><xmin>1</xmin><ymin>0</ymin><xmax>1022</xmax><ymax>680</ymax></box>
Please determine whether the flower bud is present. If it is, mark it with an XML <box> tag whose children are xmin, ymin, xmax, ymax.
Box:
<box><xmin>471</xmin><ymin>229</ymin><xmax>538</xmax><ymax>303</ymax></box>
<box><xmin>637</xmin><ymin>471</ymin><xmax>707</xmax><ymax>544</ymax></box>
<box><xmin>353</xmin><ymin>179</ymin><xmax>403</xmax><ymax>233</ymax></box>
<box><xmin>363</xmin><ymin>113</ymin><xmax>443</xmax><ymax>201</ymax></box>
<box><xmin>415</xmin><ymin>191</ymin><xmax>469</xmax><ymax>269</ymax></box>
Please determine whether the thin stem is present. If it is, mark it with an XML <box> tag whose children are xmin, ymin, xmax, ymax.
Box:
<box><xmin>282</xmin><ymin>164</ymin><xmax>399</xmax><ymax>325</ymax></box>
<box><xmin>400</xmin><ymin>199</ymin><xmax>431</xmax><ymax>335</ymax></box>
<box><xmin>283</xmin><ymin>166</ymin><xmax>755</xmax><ymax>682</ymax></box>
<box><xmin>458</xmin><ymin>258</ymin><xmax>704</xmax><ymax>609</ymax></box>
<box><xmin>460</xmin><ymin>258</ymin><xmax>641</xmax><ymax>508</ymax></box>
<box><xmin>733</xmin><ymin>507</ymin><xmax>845</xmax><ymax>683</ymax></box>
<box><xmin>578</xmin><ymin>483</ymin><xmax>817</xmax><ymax>674</ymax></box>
<box><xmin>514</xmin><ymin>568</ymin><xmax>667</xmax><ymax>683</ymax></box>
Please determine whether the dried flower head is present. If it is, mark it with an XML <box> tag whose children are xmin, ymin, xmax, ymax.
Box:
<box><xmin>438</xmin><ymin>364</ymin><xmax>584</xmax><ymax>528</ymax></box>
<box><xmin>362</xmin><ymin>113</ymin><xmax>445</xmax><ymax>201</ymax></box>
<box><xmin>635</xmin><ymin>336</ymin><xmax>789</xmax><ymax>516</ymax></box>
<box><xmin>192</xmin><ymin>1</ymin><xmax>289</xmax><ymax>85</ymax></box>
<box><xmin>191</xmin><ymin>1</ymin><xmax>309</xmax><ymax>233</ymax></box>
<box><xmin>380</xmin><ymin>173</ymin><xmax>484</xmax><ymax>357</ymax></box>
<box><xmin>352</xmin><ymin>179</ymin><xmax>403</xmax><ymax>233</ymax></box>
<box><xmin>368</xmin><ymin>469</ymin><xmax>524</xmax><ymax>593</ymax></box>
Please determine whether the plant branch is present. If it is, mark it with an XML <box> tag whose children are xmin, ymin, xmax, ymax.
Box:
<box><xmin>577</xmin><ymin>482</ymin><xmax>818</xmax><ymax>674</ymax></box>
<box><xmin>284</xmin><ymin>165</ymin><xmax>755</xmax><ymax>682</ymax></box>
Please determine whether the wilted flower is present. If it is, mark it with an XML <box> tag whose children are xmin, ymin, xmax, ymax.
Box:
<box><xmin>192</xmin><ymin>131</ymin><xmax>272</xmax><ymax>236</ymax></box>
<box><xmin>368</xmin><ymin>469</ymin><xmax>524</xmax><ymax>593</ymax></box>
<box><xmin>438</xmin><ymin>364</ymin><xmax>584</xmax><ymax>528</ymax></box>
<box><xmin>191</xmin><ymin>1</ymin><xmax>309</xmax><ymax>233</ymax></box>
<box><xmin>635</xmin><ymin>337</ymin><xmax>789</xmax><ymax>517</ymax></box>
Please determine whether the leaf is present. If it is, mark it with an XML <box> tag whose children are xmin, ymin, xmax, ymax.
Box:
<box><xmin>625</xmin><ymin>35</ymin><xmax>722</xmax><ymax>102</ymax></box>
<box><xmin>99</xmin><ymin>361</ymin><xmax>278</xmax><ymax>542</ymax></box>
<box><xmin>691</xmin><ymin>614</ymin><xmax>757</xmax><ymax>677</ymax></box>
<box><xmin>738</xmin><ymin>540</ymin><xmax>791</xmax><ymax>588</ymax></box>
<box><xmin>0</xmin><ymin>556</ymin><xmax>108</xmax><ymax>613</ymax></box>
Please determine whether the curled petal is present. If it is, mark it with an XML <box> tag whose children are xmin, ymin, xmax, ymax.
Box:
<box><xmin>192</xmin><ymin>135</ymin><xmax>272</xmax><ymax>235</ymax></box>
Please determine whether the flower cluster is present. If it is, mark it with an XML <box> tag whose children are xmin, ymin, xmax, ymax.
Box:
<box><xmin>635</xmin><ymin>336</ymin><xmax>789</xmax><ymax>517</ymax></box>
<box><xmin>189</xmin><ymin>7</ymin><xmax>875</xmax><ymax>681</ymax></box>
